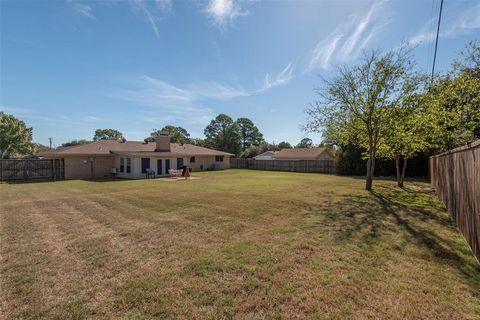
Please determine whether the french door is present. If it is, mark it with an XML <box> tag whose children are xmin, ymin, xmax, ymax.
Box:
<box><xmin>157</xmin><ymin>159</ymin><xmax>162</xmax><ymax>175</ymax></box>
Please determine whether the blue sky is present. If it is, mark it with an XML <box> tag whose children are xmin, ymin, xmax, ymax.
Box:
<box><xmin>1</xmin><ymin>0</ymin><xmax>479</xmax><ymax>147</ymax></box>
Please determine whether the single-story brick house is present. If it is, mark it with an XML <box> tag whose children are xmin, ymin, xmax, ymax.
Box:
<box><xmin>42</xmin><ymin>135</ymin><xmax>233</xmax><ymax>179</ymax></box>
<box><xmin>272</xmin><ymin>147</ymin><xmax>334</xmax><ymax>160</ymax></box>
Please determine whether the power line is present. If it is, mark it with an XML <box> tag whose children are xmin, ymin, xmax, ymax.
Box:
<box><xmin>427</xmin><ymin>0</ymin><xmax>438</xmax><ymax>72</ymax></box>
<box><xmin>431</xmin><ymin>0</ymin><xmax>444</xmax><ymax>81</ymax></box>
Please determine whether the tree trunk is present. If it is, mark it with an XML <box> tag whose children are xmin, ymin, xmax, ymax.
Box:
<box><xmin>395</xmin><ymin>155</ymin><xmax>401</xmax><ymax>187</ymax></box>
<box><xmin>365</xmin><ymin>152</ymin><xmax>375</xmax><ymax>191</ymax></box>
<box><xmin>399</xmin><ymin>158</ymin><xmax>408</xmax><ymax>188</ymax></box>
<box><xmin>366</xmin><ymin>158</ymin><xmax>372</xmax><ymax>190</ymax></box>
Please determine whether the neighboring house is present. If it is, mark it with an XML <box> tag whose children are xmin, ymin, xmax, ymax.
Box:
<box><xmin>42</xmin><ymin>135</ymin><xmax>233</xmax><ymax>179</ymax></box>
<box><xmin>274</xmin><ymin>147</ymin><xmax>334</xmax><ymax>161</ymax></box>
<box><xmin>253</xmin><ymin>151</ymin><xmax>277</xmax><ymax>160</ymax></box>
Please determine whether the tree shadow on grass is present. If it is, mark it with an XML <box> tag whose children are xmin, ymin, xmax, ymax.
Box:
<box><xmin>310</xmin><ymin>185</ymin><xmax>480</xmax><ymax>289</ymax></box>
<box><xmin>371</xmin><ymin>191</ymin><xmax>479</xmax><ymax>278</ymax></box>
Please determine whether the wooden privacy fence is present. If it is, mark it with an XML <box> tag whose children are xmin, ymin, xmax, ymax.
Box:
<box><xmin>231</xmin><ymin>158</ymin><xmax>336</xmax><ymax>174</ymax></box>
<box><xmin>0</xmin><ymin>159</ymin><xmax>64</xmax><ymax>182</ymax></box>
<box><xmin>430</xmin><ymin>140</ymin><xmax>480</xmax><ymax>262</ymax></box>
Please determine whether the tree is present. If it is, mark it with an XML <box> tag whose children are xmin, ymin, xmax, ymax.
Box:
<box><xmin>147</xmin><ymin>126</ymin><xmax>191</xmax><ymax>144</ymax></box>
<box><xmin>277</xmin><ymin>141</ymin><xmax>292</xmax><ymax>149</ymax></box>
<box><xmin>93</xmin><ymin>129</ymin><xmax>124</xmax><ymax>141</ymax></box>
<box><xmin>239</xmin><ymin>142</ymin><xmax>269</xmax><ymax>158</ymax></box>
<box><xmin>236</xmin><ymin>118</ymin><xmax>264</xmax><ymax>151</ymax></box>
<box><xmin>0</xmin><ymin>112</ymin><xmax>34</xmax><ymax>158</ymax></box>
<box><xmin>452</xmin><ymin>40</ymin><xmax>480</xmax><ymax>78</ymax></box>
<box><xmin>190</xmin><ymin>138</ymin><xmax>208</xmax><ymax>147</ymax></box>
<box><xmin>305</xmin><ymin>48</ymin><xmax>417</xmax><ymax>190</ymax></box>
<box><xmin>61</xmin><ymin>139</ymin><xmax>91</xmax><ymax>147</ymax></box>
<box><xmin>204</xmin><ymin>114</ymin><xmax>241</xmax><ymax>155</ymax></box>
<box><xmin>33</xmin><ymin>143</ymin><xmax>50</xmax><ymax>154</ymax></box>
<box><xmin>378</xmin><ymin>91</ymin><xmax>430</xmax><ymax>187</ymax></box>
<box><xmin>425</xmin><ymin>41</ymin><xmax>480</xmax><ymax>152</ymax></box>
<box><xmin>296</xmin><ymin>138</ymin><xmax>314</xmax><ymax>148</ymax></box>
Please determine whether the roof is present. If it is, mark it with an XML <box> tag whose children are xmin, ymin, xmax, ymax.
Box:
<box><xmin>41</xmin><ymin>140</ymin><xmax>234</xmax><ymax>157</ymax></box>
<box><xmin>254</xmin><ymin>151</ymin><xmax>277</xmax><ymax>157</ymax></box>
<box><xmin>274</xmin><ymin>147</ymin><xmax>333</xmax><ymax>160</ymax></box>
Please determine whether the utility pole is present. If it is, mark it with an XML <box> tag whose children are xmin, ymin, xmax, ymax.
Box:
<box><xmin>431</xmin><ymin>0</ymin><xmax>444</xmax><ymax>81</ymax></box>
<box><xmin>49</xmin><ymin>137</ymin><xmax>52</xmax><ymax>150</ymax></box>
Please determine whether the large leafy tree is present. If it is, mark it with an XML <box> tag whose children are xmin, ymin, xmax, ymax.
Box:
<box><xmin>425</xmin><ymin>41</ymin><xmax>480</xmax><ymax>152</ymax></box>
<box><xmin>236</xmin><ymin>117</ymin><xmax>264</xmax><ymax>151</ymax></box>
<box><xmin>147</xmin><ymin>125</ymin><xmax>191</xmax><ymax>144</ymax></box>
<box><xmin>277</xmin><ymin>141</ymin><xmax>292</xmax><ymax>149</ymax></box>
<box><xmin>305</xmin><ymin>48</ymin><xmax>417</xmax><ymax>190</ymax></box>
<box><xmin>33</xmin><ymin>143</ymin><xmax>50</xmax><ymax>154</ymax></box>
<box><xmin>204</xmin><ymin>114</ymin><xmax>241</xmax><ymax>155</ymax></box>
<box><xmin>93</xmin><ymin>129</ymin><xmax>124</xmax><ymax>141</ymax></box>
<box><xmin>0</xmin><ymin>112</ymin><xmax>34</xmax><ymax>158</ymax></box>
<box><xmin>296</xmin><ymin>138</ymin><xmax>314</xmax><ymax>148</ymax></box>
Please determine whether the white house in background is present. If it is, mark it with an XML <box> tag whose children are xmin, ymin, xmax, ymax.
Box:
<box><xmin>253</xmin><ymin>151</ymin><xmax>277</xmax><ymax>160</ymax></box>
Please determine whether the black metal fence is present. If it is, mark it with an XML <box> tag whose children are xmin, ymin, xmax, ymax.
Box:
<box><xmin>231</xmin><ymin>158</ymin><xmax>336</xmax><ymax>174</ymax></box>
<box><xmin>0</xmin><ymin>159</ymin><xmax>64</xmax><ymax>182</ymax></box>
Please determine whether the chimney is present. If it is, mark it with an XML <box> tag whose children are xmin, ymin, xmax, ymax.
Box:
<box><xmin>154</xmin><ymin>134</ymin><xmax>171</xmax><ymax>152</ymax></box>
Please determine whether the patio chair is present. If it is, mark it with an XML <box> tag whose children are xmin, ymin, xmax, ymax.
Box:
<box><xmin>146</xmin><ymin>168</ymin><xmax>156</xmax><ymax>179</ymax></box>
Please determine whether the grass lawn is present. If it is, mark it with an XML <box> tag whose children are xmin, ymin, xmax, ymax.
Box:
<box><xmin>1</xmin><ymin>170</ymin><xmax>479</xmax><ymax>319</ymax></box>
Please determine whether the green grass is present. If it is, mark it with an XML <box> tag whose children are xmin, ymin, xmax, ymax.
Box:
<box><xmin>0</xmin><ymin>170</ymin><xmax>479</xmax><ymax>319</ymax></box>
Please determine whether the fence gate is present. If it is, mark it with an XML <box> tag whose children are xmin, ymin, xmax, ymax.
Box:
<box><xmin>0</xmin><ymin>159</ymin><xmax>64</xmax><ymax>182</ymax></box>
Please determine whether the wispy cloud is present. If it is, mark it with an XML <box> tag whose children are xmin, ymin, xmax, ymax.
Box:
<box><xmin>259</xmin><ymin>63</ymin><xmax>294</xmax><ymax>92</ymax></box>
<box><xmin>122</xmin><ymin>75</ymin><xmax>249</xmax><ymax>106</ymax></box>
<box><xmin>114</xmin><ymin>77</ymin><xmax>215</xmax><ymax>127</ymax></box>
<box><xmin>73</xmin><ymin>3</ymin><xmax>95</xmax><ymax>20</ymax></box>
<box><xmin>111</xmin><ymin>63</ymin><xmax>293</xmax><ymax>126</ymax></box>
<box><xmin>121</xmin><ymin>62</ymin><xmax>293</xmax><ymax>106</ymax></box>
<box><xmin>407</xmin><ymin>3</ymin><xmax>480</xmax><ymax>47</ymax></box>
<box><xmin>204</xmin><ymin>0</ymin><xmax>249</xmax><ymax>28</ymax></box>
<box><xmin>132</xmin><ymin>0</ymin><xmax>160</xmax><ymax>39</ymax></box>
<box><xmin>304</xmin><ymin>1</ymin><xmax>389</xmax><ymax>72</ymax></box>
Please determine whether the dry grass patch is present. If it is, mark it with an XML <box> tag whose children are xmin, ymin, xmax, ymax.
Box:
<box><xmin>1</xmin><ymin>170</ymin><xmax>479</xmax><ymax>319</ymax></box>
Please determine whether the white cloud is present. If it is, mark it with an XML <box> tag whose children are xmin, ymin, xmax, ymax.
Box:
<box><xmin>304</xmin><ymin>1</ymin><xmax>389</xmax><ymax>72</ymax></box>
<box><xmin>204</xmin><ymin>0</ymin><xmax>249</xmax><ymax>28</ymax></box>
<box><xmin>306</xmin><ymin>33</ymin><xmax>345</xmax><ymax>71</ymax></box>
<box><xmin>120</xmin><ymin>75</ymin><xmax>249</xmax><ymax>107</ymax></box>
<box><xmin>123</xmin><ymin>63</ymin><xmax>293</xmax><ymax>106</ymax></box>
<box><xmin>408</xmin><ymin>3</ymin><xmax>480</xmax><ymax>47</ymax></box>
<box><xmin>111</xmin><ymin>64</ymin><xmax>293</xmax><ymax>126</ymax></box>
<box><xmin>187</xmin><ymin>82</ymin><xmax>250</xmax><ymax>99</ymax></box>
<box><xmin>259</xmin><ymin>63</ymin><xmax>294</xmax><ymax>92</ymax></box>
<box><xmin>73</xmin><ymin>3</ymin><xmax>95</xmax><ymax>20</ymax></box>
<box><xmin>132</xmin><ymin>0</ymin><xmax>160</xmax><ymax>39</ymax></box>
